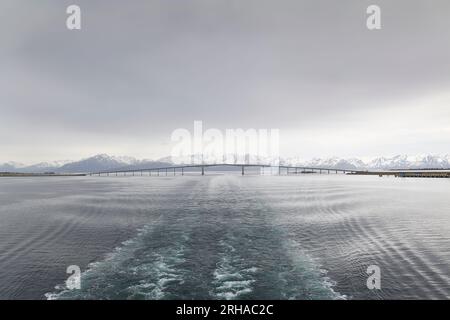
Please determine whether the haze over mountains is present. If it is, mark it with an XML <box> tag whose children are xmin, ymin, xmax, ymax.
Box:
<box><xmin>1</xmin><ymin>154</ymin><xmax>450</xmax><ymax>173</ymax></box>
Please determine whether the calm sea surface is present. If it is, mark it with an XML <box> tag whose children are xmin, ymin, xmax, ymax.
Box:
<box><xmin>0</xmin><ymin>175</ymin><xmax>448</xmax><ymax>299</ymax></box>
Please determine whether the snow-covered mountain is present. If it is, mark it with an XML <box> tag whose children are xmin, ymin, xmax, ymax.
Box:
<box><xmin>0</xmin><ymin>162</ymin><xmax>26</xmax><ymax>172</ymax></box>
<box><xmin>56</xmin><ymin>154</ymin><xmax>127</xmax><ymax>173</ymax></box>
<box><xmin>17</xmin><ymin>160</ymin><xmax>72</xmax><ymax>173</ymax></box>
<box><xmin>0</xmin><ymin>154</ymin><xmax>150</xmax><ymax>173</ymax></box>
<box><xmin>368</xmin><ymin>154</ymin><xmax>450</xmax><ymax>169</ymax></box>
<box><xmin>56</xmin><ymin>154</ymin><xmax>171</xmax><ymax>173</ymax></box>
<box><xmin>284</xmin><ymin>154</ymin><xmax>450</xmax><ymax>170</ymax></box>
<box><xmin>1</xmin><ymin>153</ymin><xmax>449</xmax><ymax>173</ymax></box>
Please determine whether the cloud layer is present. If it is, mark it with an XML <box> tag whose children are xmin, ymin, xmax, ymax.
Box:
<box><xmin>1</xmin><ymin>0</ymin><xmax>450</xmax><ymax>162</ymax></box>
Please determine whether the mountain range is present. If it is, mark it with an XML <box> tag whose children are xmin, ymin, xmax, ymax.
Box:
<box><xmin>1</xmin><ymin>153</ymin><xmax>450</xmax><ymax>173</ymax></box>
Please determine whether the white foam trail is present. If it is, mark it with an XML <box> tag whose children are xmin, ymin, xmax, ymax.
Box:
<box><xmin>46</xmin><ymin>225</ymin><xmax>188</xmax><ymax>300</ymax></box>
<box><xmin>212</xmin><ymin>239</ymin><xmax>258</xmax><ymax>300</ymax></box>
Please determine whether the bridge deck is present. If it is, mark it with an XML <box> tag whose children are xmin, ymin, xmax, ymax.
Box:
<box><xmin>89</xmin><ymin>164</ymin><xmax>359</xmax><ymax>176</ymax></box>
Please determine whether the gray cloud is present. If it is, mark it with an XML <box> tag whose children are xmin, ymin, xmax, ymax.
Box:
<box><xmin>1</xmin><ymin>0</ymin><xmax>450</xmax><ymax>162</ymax></box>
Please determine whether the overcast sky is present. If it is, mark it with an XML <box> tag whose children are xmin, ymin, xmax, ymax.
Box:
<box><xmin>1</xmin><ymin>0</ymin><xmax>450</xmax><ymax>163</ymax></box>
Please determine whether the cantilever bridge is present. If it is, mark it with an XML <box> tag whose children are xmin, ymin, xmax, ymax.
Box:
<box><xmin>89</xmin><ymin>163</ymin><xmax>362</xmax><ymax>177</ymax></box>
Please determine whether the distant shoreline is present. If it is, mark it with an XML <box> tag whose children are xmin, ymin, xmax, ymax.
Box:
<box><xmin>0</xmin><ymin>172</ymin><xmax>86</xmax><ymax>177</ymax></box>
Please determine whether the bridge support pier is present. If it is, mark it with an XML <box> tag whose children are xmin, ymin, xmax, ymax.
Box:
<box><xmin>242</xmin><ymin>165</ymin><xmax>244</xmax><ymax>176</ymax></box>
<box><xmin>182</xmin><ymin>168</ymin><xmax>184</xmax><ymax>176</ymax></box>
<box><xmin>201</xmin><ymin>166</ymin><xmax>205</xmax><ymax>176</ymax></box>
<box><xmin>173</xmin><ymin>168</ymin><xmax>176</xmax><ymax>176</ymax></box>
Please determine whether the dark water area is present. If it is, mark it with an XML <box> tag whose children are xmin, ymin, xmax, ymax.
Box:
<box><xmin>0</xmin><ymin>175</ymin><xmax>448</xmax><ymax>299</ymax></box>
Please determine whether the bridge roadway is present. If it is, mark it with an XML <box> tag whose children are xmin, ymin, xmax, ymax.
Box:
<box><xmin>89</xmin><ymin>163</ymin><xmax>361</xmax><ymax>176</ymax></box>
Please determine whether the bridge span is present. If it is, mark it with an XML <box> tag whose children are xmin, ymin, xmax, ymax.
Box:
<box><xmin>89</xmin><ymin>164</ymin><xmax>361</xmax><ymax>177</ymax></box>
